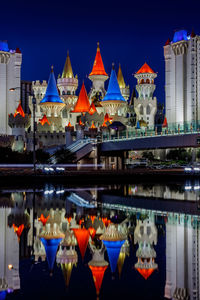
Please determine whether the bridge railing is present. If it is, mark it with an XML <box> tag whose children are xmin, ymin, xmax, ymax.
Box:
<box><xmin>101</xmin><ymin>121</ymin><xmax>200</xmax><ymax>142</ymax></box>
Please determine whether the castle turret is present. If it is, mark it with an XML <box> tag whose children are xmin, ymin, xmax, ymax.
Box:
<box><xmin>57</xmin><ymin>51</ymin><xmax>78</xmax><ymax>111</ymax></box>
<box><xmin>134</xmin><ymin>63</ymin><xmax>157</xmax><ymax>128</ymax></box>
<box><xmin>100</xmin><ymin>64</ymin><xmax>127</xmax><ymax>123</ymax></box>
<box><xmin>39</xmin><ymin>66</ymin><xmax>65</xmax><ymax>132</ymax></box>
<box><xmin>117</xmin><ymin>63</ymin><xmax>130</xmax><ymax>101</ymax></box>
<box><xmin>88</xmin><ymin>43</ymin><xmax>108</xmax><ymax>102</ymax></box>
<box><xmin>8</xmin><ymin>102</ymin><xmax>30</xmax><ymax>151</ymax></box>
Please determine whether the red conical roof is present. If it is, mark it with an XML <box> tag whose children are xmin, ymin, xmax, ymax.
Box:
<box><xmin>89</xmin><ymin>43</ymin><xmax>108</xmax><ymax>76</ymax></box>
<box><xmin>162</xmin><ymin>116</ymin><xmax>168</xmax><ymax>128</ymax></box>
<box><xmin>89</xmin><ymin>102</ymin><xmax>97</xmax><ymax>115</ymax></box>
<box><xmin>136</xmin><ymin>63</ymin><xmax>155</xmax><ymax>74</ymax></box>
<box><xmin>14</xmin><ymin>103</ymin><xmax>25</xmax><ymax>118</ymax></box>
<box><xmin>72</xmin><ymin>82</ymin><xmax>90</xmax><ymax>113</ymax></box>
<box><xmin>89</xmin><ymin>265</ymin><xmax>108</xmax><ymax>296</ymax></box>
<box><xmin>165</xmin><ymin>38</ymin><xmax>171</xmax><ymax>46</ymax></box>
<box><xmin>39</xmin><ymin>115</ymin><xmax>50</xmax><ymax>126</ymax></box>
<box><xmin>191</xmin><ymin>29</ymin><xmax>196</xmax><ymax>38</ymax></box>
<box><xmin>136</xmin><ymin>268</ymin><xmax>155</xmax><ymax>280</ymax></box>
<box><xmin>72</xmin><ymin>228</ymin><xmax>90</xmax><ymax>260</ymax></box>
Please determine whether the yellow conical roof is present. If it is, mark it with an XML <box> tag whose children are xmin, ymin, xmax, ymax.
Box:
<box><xmin>62</xmin><ymin>51</ymin><xmax>74</xmax><ymax>79</ymax></box>
<box><xmin>117</xmin><ymin>64</ymin><xmax>126</xmax><ymax>89</ymax></box>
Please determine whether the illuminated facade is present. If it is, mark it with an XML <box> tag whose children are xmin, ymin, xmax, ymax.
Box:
<box><xmin>134</xmin><ymin>63</ymin><xmax>157</xmax><ymax>128</ymax></box>
<box><xmin>0</xmin><ymin>41</ymin><xmax>22</xmax><ymax>134</ymax></box>
<box><xmin>164</xmin><ymin>29</ymin><xmax>200</xmax><ymax>125</ymax></box>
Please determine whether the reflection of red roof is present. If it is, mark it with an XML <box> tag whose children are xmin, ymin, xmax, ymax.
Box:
<box><xmin>162</xmin><ymin>117</ymin><xmax>168</xmax><ymax>128</ymax></box>
<box><xmin>39</xmin><ymin>115</ymin><xmax>50</xmax><ymax>126</ymax></box>
<box><xmin>89</xmin><ymin>265</ymin><xmax>108</xmax><ymax>296</ymax></box>
<box><xmin>72</xmin><ymin>228</ymin><xmax>90</xmax><ymax>260</ymax></box>
<box><xmin>136</xmin><ymin>268</ymin><xmax>155</xmax><ymax>280</ymax></box>
<box><xmin>72</xmin><ymin>83</ymin><xmax>90</xmax><ymax>113</ymax></box>
<box><xmin>38</xmin><ymin>214</ymin><xmax>50</xmax><ymax>226</ymax></box>
<box><xmin>89</xmin><ymin>43</ymin><xmax>108</xmax><ymax>76</ymax></box>
<box><xmin>14</xmin><ymin>103</ymin><xmax>25</xmax><ymax>118</ymax></box>
<box><xmin>13</xmin><ymin>224</ymin><xmax>24</xmax><ymax>241</ymax></box>
<box><xmin>90</xmin><ymin>121</ymin><xmax>96</xmax><ymax>129</ymax></box>
<box><xmin>102</xmin><ymin>113</ymin><xmax>112</xmax><ymax>127</ymax></box>
<box><xmin>89</xmin><ymin>102</ymin><xmax>97</xmax><ymax>115</ymax></box>
<box><xmin>67</xmin><ymin>121</ymin><xmax>72</xmax><ymax>127</ymax></box>
<box><xmin>136</xmin><ymin>63</ymin><xmax>155</xmax><ymax>74</ymax></box>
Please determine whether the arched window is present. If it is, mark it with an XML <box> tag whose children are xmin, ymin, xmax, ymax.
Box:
<box><xmin>140</xmin><ymin>79</ymin><xmax>144</xmax><ymax>84</ymax></box>
<box><xmin>146</xmin><ymin>105</ymin><xmax>151</xmax><ymax>115</ymax></box>
<box><xmin>146</xmin><ymin>79</ymin><xmax>150</xmax><ymax>84</ymax></box>
<box><xmin>62</xmin><ymin>91</ymin><xmax>65</xmax><ymax>95</ymax></box>
<box><xmin>140</xmin><ymin>105</ymin><xmax>143</xmax><ymax>115</ymax></box>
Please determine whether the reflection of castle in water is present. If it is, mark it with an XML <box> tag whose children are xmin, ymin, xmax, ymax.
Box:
<box><xmin>165</xmin><ymin>214</ymin><xmax>200</xmax><ymax>300</ymax></box>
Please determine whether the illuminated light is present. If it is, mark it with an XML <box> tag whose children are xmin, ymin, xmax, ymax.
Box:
<box><xmin>101</xmin><ymin>217</ymin><xmax>111</xmax><ymax>227</ymax></box>
<box><xmin>56</xmin><ymin>190</ymin><xmax>65</xmax><ymax>194</ymax></box>
<box><xmin>88</xmin><ymin>227</ymin><xmax>96</xmax><ymax>240</ymax></box>
<box><xmin>56</xmin><ymin>167</ymin><xmax>65</xmax><ymax>171</ymax></box>
<box><xmin>61</xmin><ymin>262</ymin><xmax>75</xmax><ymax>287</ymax></box>
<box><xmin>90</xmin><ymin>215</ymin><xmax>96</xmax><ymax>223</ymax></box>
<box><xmin>90</xmin><ymin>121</ymin><xmax>96</xmax><ymax>129</ymax></box>
<box><xmin>39</xmin><ymin>114</ymin><xmax>50</xmax><ymax>126</ymax></box>
<box><xmin>38</xmin><ymin>214</ymin><xmax>50</xmax><ymax>226</ymax></box>
<box><xmin>67</xmin><ymin>121</ymin><xmax>72</xmax><ymax>127</ymax></box>
<box><xmin>89</xmin><ymin>265</ymin><xmax>108</xmax><ymax>296</ymax></box>
<box><xmin>194</xmin><ymin>167</ymin><xmax>200</xmax><ymax>171</ymax></box>
<box><xmin>102</xmin><ymin>66</ymin><xmax>126</xmax><ymax>102</ymax></box>
<box><xmin>89</xmin><ymin>102</ymin><xmax>97</xmax><ymax>115</ymax></box>
<box><xmin>13</xmin><ymin>224</ymin><xmax>24</xmax><ymax>241</ymax></box>
<box><xmin>184</xmin><ymin>167</ymin><xmax>192</xmax><ymax>172</ymax></box>
<box><xmin>136</xmin><ymin>268</ymin><xmax>155</xmax><ymax>280</ymax></box>
<box><xmin>72</xmin><ymin>82</ymin><xmax>90</xmax><ymax>113</ymax></box>
<box><xmin>136</xmin><ymin>63</ymin><xmax>155</xmax><ymax>74</ymax></box>
<box><xmin>8</xmin><ymin>264</ymin><xmax>13</xmax><ymax>270</ymax></box>
<box><xmin>79</xmin><ymin>119</ymin><xmax>83</xmax><ymax>125</ymax></box>
<box><xmin>185</xmin><ymin>186</ymin><xmax>192</xmax><ymax>190</ymax></box>
<box><xmin>89</xmin><ymin>42</ymin><xmax>108</xmax><ymax>76</ymax></box>
<box><xmin>14</xmin><ymin>102</ymin><xmax>25</xmax><ymax>118</ymax></box>
<box><xmin>194</xmin><ymin>185</ymin><xmax>200</xmax><ymax>190</ymax></box>
<box><xmin>162</xmin><ymin>117</ymin><xmax>168</xmax><ymax>128</ymax></box>
<box><xmin>117</xmin><ymin>252</ymin><xmax>126</xmax><ymax>278</ymax></box>
<box><xmin>72</xmin><ymin>228</ymin><xmax>90</xmax><ymax>260</ymax></box>
<box><xmin>117</xmin><ymin>63</ymin><xmax>126</xmax><ymax>89</ymax></box>
<box><xmin>66</xmin><ymin>217</ymin><xmax>72</xmax><ymax>224</ymax></box>
<box><xmin>40</xmin><ymin>237</ymin><xmax>63</xmax><ymax>271</ymax></box>
<box><xmin>0</xmin><ymin>291</ymin><xmax>7</xmax><ymax>300</ymax></box>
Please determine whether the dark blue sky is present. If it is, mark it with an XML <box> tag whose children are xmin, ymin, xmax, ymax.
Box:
<box><xmin>1</xmin><ymin>0</ymin><xmax>200</xmax><ymax>104</ymax></box>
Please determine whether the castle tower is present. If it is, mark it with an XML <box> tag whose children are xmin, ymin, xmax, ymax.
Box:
<box><xmin>134</xmin><ymin>216</ymin><xmax>158</xmax><ymax>280</ymax></box>
<box><xmin>0</xmin><ymin>41</ymin><xmax>22</xmax><ymax>134</ymax></box>
<box><xmin>164</xmin><ymin>29</ymin><xmax>200</xmax><ymax>126</ymax></box>
<box><xmin>39</xmin><ymin>67</ymin><xmax>65</xmax><ymax>132</ymax></box>
<box><xmin>88</xmin><ymin>42</ymin><xmax>108</xmax><ymax>102</ymax></box>
<box><xmin>8</xmin><ymin>102</ymin><xmax>30</xmax><ymax>151</ymax></box>
<box><xmin>100</xmin><ymin>64</ymin><xmax>127</xmax><ymax>123</ymax></box>
<box><xmin>57</xmin><ymin>51</ymin><xmax>78</xmax><ymax>111</ymax></box>
<box><xmin>117</xmin><ymin>64</ymin><xmax>130</xmax><ymax>101</ymax></box>
<box><xmin>134</xmin><ymin>63</ymin><xmax>157</xmax><ymax>128</ymax></box>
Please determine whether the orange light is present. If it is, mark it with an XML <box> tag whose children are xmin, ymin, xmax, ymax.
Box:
<box><xmin>79</xmin><ymin>119</ymin><xmax>83</xmax><ymax>126</ymax></box>
<box><xmin>39</xmin><ymin>114</ymin><xmax>50</xmax><ymax>126</ymax></box>
<box><xmin>136</xmin><ymin>268</ymin><xmax>155</xmax><ymax>280</ymax></box>
<box><xmin>136</xmin><ymin>63</ymin><xmax>155</xmax><ymax>74</ymax></box>
<box><xmin>38</xmin><ymin>214</ymin><xmax>50</xmax><ymax>226</ymax></box>
<box><xmin>13</xmin><ymin>224</ymin><xmax>24</xmax><ymax>241</ymax></box>
<box><xmin>101</xmin><ymin>217</ymin><xmax>111</xmax><ymax>227</ymax></box>
<box><xmin>14</xmin><ymin>103</ymin><xmax>25</xmax><ymax>118</ymax></box>
<box><xmin>89</xmin><ymin>43</ymin><xmax>108</xmax><ymax>76</ymax></box>
<box><xmin>90</xmin><ymin>215</ymin><xmax>96</xmax><ymax>223</ymax></box>
<box><xmin>90</xmin><ymin>121</ymin><xmax>96</xmax><ymax>129</ymax></box>
<box><xmin>88</xmin><ymin>227</ymin><xmax>96</xmax><ymax>240</ymax></box>
<box><xmin>73</xmin><ymin>228</ymin><xmax>90</xmax><ymax>260</ymax></box>
<box><xmin>89</xmin><ymin>102</ymin><xmax>97</xmax><ymax>115</ymax></box>
<box><xmin>66</xmin><ymin>217</ymin><xmax>72</xmax><ymax>224</ymax></box>
<box><xmin>8</xmin><ymin>264</ymin><xmax>13</xmax><ymax>270</ymax></box>
<box><xmin>162</xmin><ymin>117</ymin><xmax>168</xmax><ymax>128</ymax></box>
<box><xmin>67</xmin><ymin>121</ymin><xmax>72</xmax><ymax>127</ymax></box>
<box><xmin>72</xmin><ymin>82</ymin><xmax>90</xmax><ymax>113</ymax></box>
<box><xmin>89</xmin><ymin>265</ymin><xmax>108</xmax><ymax>296</ymax></box>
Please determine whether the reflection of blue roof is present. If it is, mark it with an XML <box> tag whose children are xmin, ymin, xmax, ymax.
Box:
<box><xmin>40</xmin><ymin>237</ymin><xmax>63</xmax><ymax>271</ymax></box>
<box><xmin>0</xmin><ymin>41</ymin><xmax>9</xmax><ymax>52</ymax></box>
<box><xmin>102</xmin><ymin>68</ymin><xmax>125</xmax><ymax>102</ymax></box>
<box><xmin>172</xmin><ymin>30</ymin><xmax>188</xmax><ymax>43</ymax></box>
<box><xmin>102</xmin><ymin>240</ymin><xmax>125</xmax><ymax>273</ymax></box>
<box><xmin>40</xmin><ymin>69</ymin><xmax>64</xmax><ymax>104</ymax></box>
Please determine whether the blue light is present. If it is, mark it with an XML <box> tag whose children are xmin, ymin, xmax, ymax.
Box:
<box><xmin>102</xmin><ymin>68</ymin><xmax>125</xmax><ymax>102</ymax></box>
<box><xmin>0</xmin><ymin>41</ymin><xmax>9</xmax><ymax>52</ymax></box>
<box><xmin>40</xmin><ymin>69</ymin><xmax>64</xmax><ymax>104</ymax></box>
<box><xmin>40</xmin><ymin>237</ymin><xmax>63</xmax><ymax>271</ymax></box>
<box><xmin>102</xmin><ymin>240</ymin><xmax>125</xmax><ymax>273</ymax></box>
<box><xmin>172</xmin><ymin>30</ymin><xmax>188</xmax><ymax>43</ymax></box>
<box><xmin>0</xmin><ymin>291</ymin><xmax>7</xmax><ymax>300</ymax></box>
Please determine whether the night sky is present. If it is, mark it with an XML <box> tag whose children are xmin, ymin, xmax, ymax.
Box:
<box><xmin>1</xmin><ymin>0</ymin><xmax>200</xmax><ymax>104</ymax></box>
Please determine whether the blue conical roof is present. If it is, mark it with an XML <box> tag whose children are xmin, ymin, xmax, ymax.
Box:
<box><xmin>102</xmin><ymin>66</ymin><xmax>125</xmax><ymax>102</ymax></box>
<box><xmin>40</xmin><ymin>67</ymin><xmax>64</xmax><ymax>104</ymax></box>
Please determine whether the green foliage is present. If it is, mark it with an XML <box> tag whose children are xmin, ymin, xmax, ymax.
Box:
<box><xmin>142</xmin><ymin>151</ymin><xmax>154</xmax><ymax>161</ymax></box>
<box><xmin>166</xmin><ymin>149</ymin><xmax>192</xmax><ymax>162</ymax></box>
<box><xmin>53</xmin><ymin>147</ymin><xmax>76</xmax><ymax>163</ymax></box>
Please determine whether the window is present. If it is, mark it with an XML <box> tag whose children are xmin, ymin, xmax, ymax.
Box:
<box><xmin>146</xmin><ymin>105</ymin><xmax>151</xmax><ymax>115</ymax></box>
<box><xmin>140</xmin><ymin>106</ymin><xmax>144</xmax><ymax>114</ymax></box>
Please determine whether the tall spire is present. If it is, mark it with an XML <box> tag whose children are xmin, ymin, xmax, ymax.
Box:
<box><xmin>40</xmin><ymin>67</ymin><xmax>64</xmax><ymax>103</ymax></box>
<box><xmin>72</xmin><ymin>82</ymin><xmax>90</xmax><ymax>113</ymax></box>
<box><xmin>117</xmin><ymin>64</ymin><xmax>126</xmax><ymax>89</ymax></box>
<box><xmin>89</xmin><ymin>43</ymin><xmax>108</xmax><ymax>76</ymax></box>
<box><xmin>62</xmin><ymin>51</ymin><xmax>74</xmax><ymax>79</ymax></box>
<box><xmin>102</xmin><ymin>65</ymin><xmax>125</xmax><ymax>102</ymax></box>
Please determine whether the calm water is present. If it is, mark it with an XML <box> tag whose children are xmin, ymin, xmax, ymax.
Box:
<box><xmin>1</xmin><ymin>181</ymin><xmax>200</xmax><ymax>300</ymax></box>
